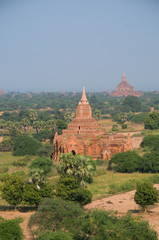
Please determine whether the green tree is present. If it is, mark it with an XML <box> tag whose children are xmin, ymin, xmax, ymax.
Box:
<box><xmin>29</xmin><ymin>157</ymin><xmax>53</xmax><ymax>175</ymax></box>
<box><xmin>57</xmin><ymin>153</ymin><xmax>96</xmax><ymax>186</ymax></box>
<box><xmin>0</xmin><ymin>217</ymin><xmax>24</xmax><ymax>240</ymax></box>
<box><xmin>64</xmin><ymin>111</ymin><xmax>72</xmax><ymax>123</ymax></box>
<box><xmin>144</xmin><ymin>111</ymin><xmax>159</xmax><ymax>130</ymax></box>
<box><xmin>28</xmin><ymin>198</ymin><xmax>84</xmax><ymax>238</ymax></box>
<box><xmin>29</xmin><ymin>110</ymin><xmax>38</xmax><ymax>124</ymax></box>
<box><xmin>37</xmin><ymin>231</ymin><xmax>73</xmax><ymax>240</ymax></box>
<box><xmin>13</xmin><ymin>135</ymin><xmax>42</xmax><ymax>156</ymax></box>
<box><xmin>4</xmin><ymin>121</ymin><xmax>15</xmax><ymax>136</ymax></box>
<box><xmin>0</xmin><ymin>137</ymin><xmax>13</xmax><ymax>152</ymax></box>
<box><xmin>33</xmin><ymin>121</ymin><xmax>46</xmax><ymax>133</ymax></box>
<box><xmin>46</xmin><ymin>119</ymin><xmax>56</xmax><ymax>132</ymax></box>
<box><xmin>134</xmin><ymin>181</ymin><xmax>158</xmax><ymax>212</ymax></box>
<box><xmin>94</xmin><ymin>109</ymin><xmax>102</xmax><ymax>122</ymax></box>
<box><xmin>123</xmin><ymin>96</ymin><xmax>142</xmax><ymax>112</ymax></box>
<box><xmin>108</xmin><ymin>151</ymin><xmax>142</xmax><ymax>173</ymax></box>
<box><xmin>20</xmin><ymin>118</ymin><xmax>30</xmax><ymax>134</ymax></box>
<box><xmin>0</xmin><ymin>174</ymin><xmax>24</xmax><ymax>206</ymax></box>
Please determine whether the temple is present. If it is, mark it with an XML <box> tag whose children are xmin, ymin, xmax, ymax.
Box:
<box><xmin>53</xmin><ymin>88</ymin><xmax>133</xmax><ymax>161</ymax></box>
<box><xmin>110</xmin><ymin>73</ymin><xmax>143</xmax><ymax>97</ymax></box>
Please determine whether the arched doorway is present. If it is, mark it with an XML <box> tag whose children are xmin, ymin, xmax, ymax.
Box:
<box><xmin>72</xmin><ymin>150</ymin><xmax>76</xmax><ymax>155</ymax></box>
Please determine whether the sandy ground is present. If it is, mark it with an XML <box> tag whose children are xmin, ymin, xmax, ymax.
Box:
<box><xmin>85</xmin><ymin>184</ymin><xmax>159</xmax><ymax>238</ymax></box>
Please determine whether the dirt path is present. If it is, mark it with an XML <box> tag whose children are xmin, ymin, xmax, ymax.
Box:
<box><xmin>85</xmin><ymin>184</ymin><xmax>159</xmax><ymax>238</ymax></box>
<box><xmin>0</xmin><ymin>211</ymin><xmax>34</xmax><ymax>240</ymax></box>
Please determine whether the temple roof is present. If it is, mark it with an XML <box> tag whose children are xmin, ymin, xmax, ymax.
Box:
<box><xmin>117</xmin><ymin>73</ymin><xmax>134</xmax><ymax>90</ymax></box>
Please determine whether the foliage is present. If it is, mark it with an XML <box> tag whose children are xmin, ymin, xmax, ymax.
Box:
<box><xmin>37</xmin><ymin>143</ymin><xmax>53</xmax><ymax>158</ymax></box>
<box><xmin>30</xmin><ymin>157</ymin><xmax>53</xmax><ymax>175</ymax></box>
<box><xmin>134</xmin><ymin>181</ymin><xmax>158</xmax><ymax>212</ymax></box>
<box><xmin>109</xmin><ymin>151</ymin><xmax>142</xmax><ymax>173</ymax></box>
<box><xmin>57</xmin><ymin>153</ymin><xmax>96</xmax><ymax>185</ymax></box>
<box><xmin>94</xmin><ymin>109</ymin><xmax>102</xmax><ymax>122</ymax></box>
<box><xmin>123</xmin><ymin>96</ymin><xmax>142</xmax><ymax>112</ymax></box>
<box><xmin>13</xmin><ymin>135</ymin><xmax>42</xmax><ymax>156</ymax></box>
<box><xmin>13</xmin><ymin>155</ymin><xmax>32</xmax><ymax>167</ymax></box>
<box><xmin>0</xmin><ymin>137</ymin><xmax>13</xmax><ymax>152</ymax></box>
<box><xmin>121</xmin><ymin>123</ymin><xmax>127</xmax><ymax>129</ymax></box>
<box><xmin>56</xmin><ymin>119</ymin><xmax>67</xmax><ymax>134</ymax></box>
<box><xmin>23</xmin><ymin>183</ymin><xmax>53</xmax><ymax>206</ymax></box>
<box><xmin>112</xmin><ymin>124</ymin><xmax>119</xmax><ymax>131</ymax></box>
<box><xmin>140</xmin><ymin>135</ymin><xmax>159</xmax><ymax>151</ymax></box>
<box><xmin>129</xmin><ymin>113</ymin><xmax>148</xmax><ymax>123</ymax></box>
<box><xmin>144</xmin><ymin>111</ymin><xmax>159</xmax><ymax>130</ymax></box>
<box><xmin>139</xmin><ymin>151</ymin><xmax>159</xmax><ymax>173</ymax></box>
<box><xmin>55</xmin><ymin>176</ymin><xmax>92</xmax><ymax>205</ymax></box>
<box><xmin>37</xmin><ymin>231</ymin><xmax>73</xmax><ymax>240</ymax></box>
<box><xmin>33</xmin><ymin>129</ymin><xmax>53</xmax><ymax>142</ymax></box>
<box><xmin>0</xmin><ymin>174</ymin><xmax>25</xmax><ymax>205</ymax></box>
<box><xmin>28</xmin><ymin>198</ymin><xmax>84</xmax><ymax>237</ymax></box>
<box><xmin>73</xmin><ymin>209</ymin><xmax>158</xmax><ymax>240</ymax></box>
<box><xmin>29</xmin><ymin>198</ymin><xmax>158</xmax><ymax>240</ymax></box>
<box><xmin>0</xmin><ymin>217</ymin><xmax>24</xmax><ymax>240</ymax></box>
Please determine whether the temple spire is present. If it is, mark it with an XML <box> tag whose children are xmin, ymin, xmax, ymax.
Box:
<box><xmin>81</xmin><ymin>87</ymin><xmax>87</xmax><ymax>103</ymax></box>
<box><xmin>122</xmin><ymin>72</ymin><xmax>126</xmax><ymax>82</ymax></box>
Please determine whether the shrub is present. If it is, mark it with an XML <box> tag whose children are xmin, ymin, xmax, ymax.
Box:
<box><xmin>23</xmin><ymin>183</ymin><xmax>53</xmax><ymax>206</ymax></box>
<box><xmin>140</xmin><ymin>135</ymin><xmax>159</xmax><ymax>151</ymax></box>
<box><xmin>55</xmin><ymin>176</ymin><xmax>92</xmax><ymax>205</ymax></box>
<box><xmin>30</xmin><ymin>157</ymin><xmax>53</xmax><ymax>175</ymax></box>
<box><xmin>0</xmin><ymin>217</ymin><xmax>24</xmax><ymax>240</ymax></box>
<box><xmin>144</xmin><ymin>111</ymin><xmax>159</xmax><ymax>130</ymax></box>
<box><xmin>37</xmin><ymin>231</ymin><xmax>73</xmax><ymax>240</ymax></box>
<box><xmin>28</xmin><ymin>198</ymin><xmax>84</xmax><ymax>238</ymax></box>
<box><xmin>108</xmin><ymin>151</ymin><xmax>142</xmax><ymax>173</ymax></box>
<box><xmin>134</xmin><ymin>181</ymin><xmax>158</xmax><ymax>212</ymax></box>
<box><xmin>139</xmin><ymin>151</ymin><xmax>159</xmax><ymax>173</ymax></box>
<box><xmin>13</xmin><ymin>135</ymin><xmax>42</xmax><ymax>156</ymax></box>
<box><xmin>0</xmin><ymin>138</ymin><xmax>13</xmax><ymax>152</ymax></box>
<box><xmin>13</xmin><ymin>155</ymin><xmax>32</xmax><ymax>167</ymax></box>
<box><xmin>121</xmin><ymin>123</ymin><xmax>127</xmax><ymax>129</ymax></box>
<box><xmin>0</xmin><ymin>174</ymin><xmax>25</xmax><ymax>206</ymax></box>
<box><xmin>37</xmin><ymin>143</ymin><xmax>53</xmax><ymax>158</ymax></box>
<box><xmin>33</xmin><ymin>129</ymin><xmax>53</xmax><ymax>142</ymax></box>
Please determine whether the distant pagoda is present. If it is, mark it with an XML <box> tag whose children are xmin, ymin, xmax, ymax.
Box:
<box><xmin>0</xmin><ymin>89</ymin><xmax>5</xmax><ymax>95</ymax></box>
<box><xmin>110</xmin><ymin>73</ymin><xmax>143</xmax><ymax>97</ymax></box>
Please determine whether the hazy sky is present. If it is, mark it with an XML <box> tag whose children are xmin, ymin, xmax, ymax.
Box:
<box><xmin>0</xmin><ymin>0</ymin><xmax>159</xmax><ymax>92</ymax></box>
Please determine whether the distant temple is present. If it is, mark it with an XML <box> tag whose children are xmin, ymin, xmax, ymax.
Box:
<box><xmin>110</xmin><ymin>73</ymin><xmax>143</xmax><ymax>97</ymax></box>
<box><xmin>53</xmin><ymin>88</ymin><xmax>132</xmax><ymax>161</ymax></box>
<box><xmin>0</xmin><ymin>89</ymin><xmax>5</xmax><ymax>95</ymax></box>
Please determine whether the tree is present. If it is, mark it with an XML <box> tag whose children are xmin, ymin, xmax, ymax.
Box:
<box><xmin>28</xmin><ymin>198</ymin><xmax>84</xmax><ymax>238</ymax></box>
<box><xmin>134</xmin><ymin>181</ymin><xmax>158</xmax><ymax>212</ymax></box>
<box><xmin>29</xmin><ymin>157</ymin><xmax>53</xmax><ymax>175</ymax></box>
<box><xmin>140</xmin><ymin>135</ymin><xmax>159</xmax><ymax>151</ymax></box>
<box><xmin>123</xmin><ymin>96</ymin><xmax>142</xmax><ymax>112</ymax></box>
<box><xmin>46</xmin><ymin>120</ymin><xmax>56</xmax><ymax>132</ymax></box>
<box><xmin>4</xmin><ymin>121</ymin><xmax>15</xmax><ymax>136</ymax></box>
<box><xmin>94</xmin><ymin>109</ymin><xmax>102</xmax><ymax>122</ymax></box>
<box><xmin>64</xmin><ymin>111</ymin><xmax>72</xmax><ymax>123</ymax></box>
<box><xmin>57</xmin><ymin>153</ymin><xmax>96</xmax><ymax>186</ymax></box>
<box><xmin>33</xmin><ymin>121</ymin><xmax>46</xmax><ymax>133</ymax></box>
<box><xmin>29</xmin><ymin>110</ymin><xmax>38</xmax><ymax>124</ymax></box>
<box><xmin>108</xmin><ymin>151</ymin><xmax>142</xmax><ymax>173</ymax></box>
<box><xmin>0</xmin><ymin>174</ymin><xmax>24</xmax><ymax>206</ymax></box>
<box><xmin>144</xmin><ymin>111</ymin><xmax>159</xmax><ymax>130</ymax></box>
<box><xmin>37</xmin><ymin>231</ymin><xmax>73</xmax><ymax>240</ymax></box>
<box><xmin>20</xmin><ymin>118</ymin><xmax>30</xmax><ymax>134</ymax></box>
<box><xmin>0</xmin><ymin>217</ymin><xmax>24</xmax><ymax>240</ymax></box>
<box><xmin>13</xmin><ymin>135</ymin><xmax>42</xmax><ymax>156</ymax></box>
<box><xmin>0</xmin><ymin>137</ymin><xmax>13</xmax><ymax>152</ymax></box>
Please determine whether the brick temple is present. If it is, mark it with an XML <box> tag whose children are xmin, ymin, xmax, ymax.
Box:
<box><xmin>53</xmin><ymin>88</ymin><xmax>132</xmax><ymax>161</ymax></box>
<box><xmin>110</xmin><ymin>73</ymin><xmax>143</xmax><ymax>97</ymax></box>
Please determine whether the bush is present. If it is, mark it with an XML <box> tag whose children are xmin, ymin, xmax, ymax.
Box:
<box><xmin>108</xmin><ymin>151</ymin><xmax>142</xmax><ymax>173</ymax></box>
<box><xmin>55</xmin><ymin>176</ymin><xmax>92</xmax><ymax>205</ymax></box>
<box><xmin>37</xmin><ymin>143</ymin><xmax>53</xmax><ymax>158</ymax></box>
<box><xmin>30</xmin><ymin>157</ymin><xmax>53</xmax><ymax>175</ymax></box>
<box><xmin>0</xmin><ymin>174</ymin><xmax>25</xmax><ymax>206</ymax></box>
<box><xmin>13</xmin><ymin>135</ymin><xmax>42</xmax><ymax>156</ymax></box>
<box><xmin>23</xmin><ymin>183</ymin><xmax>53</xmax><ymax>206</ymax></box>
<box><xmin>0</xmin><ymin>138</ymin><xmax>13</xmax><ymax>152</ymax></box>
<box><xmin>134</xmin><ymin>181</ymin><xmax>158</xmax><ymax>212</ymax></box>
<box><xmin>140</xmin><ymin>135</ymin><xmax>159</xmax><ymax>151</ymax></box>
<box><xmin>28</xmin><ymin>198</ymin><xmax>84</xmax><ymax>238</ymax></box>
<box><xmin>0</xmin><ymin>217</ymin><xmax>24</xmax><ymax>240</ymax></box>
<box><xmin>121</xmin><ymin>123</ymin><xmax>127</xmax><ymax>129</ymax></box>
<box><xmin>33</xmin><ymin>129</ymin><xmax>53</xmax><ymax>142</ymax></box>
<box><xmin>37</xmin><ymin>231</ymin><xmax>73</xmax><ymax>240</ymax></box>
<box><xmin>139</xmin><ymin>151</ymin><xmax>159</xmax><ymax>173</ymax></box>
<box><xmin>13</xmin><ymin>155</ymin><xmax>32</xmax><ymax>167</ymax></box>
<box><xmin>144</xmin><ymin>111</ymin><xmax>159</xmax><ymax>130</ymax></box>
